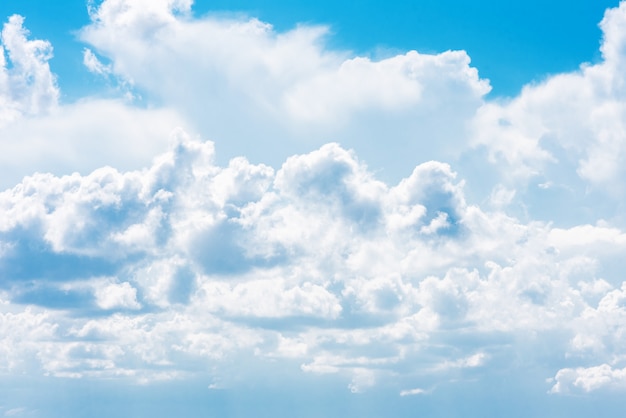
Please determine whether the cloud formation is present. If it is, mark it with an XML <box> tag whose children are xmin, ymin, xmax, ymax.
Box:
<box><xmin>470</xmin><ymin>3</ymin><xmax>626</xmax><ymax>197</ymax></box>
<box><xmin>80</xmin><ymin>0</ymin><xmax>489</xmax><ymax>178</ymax></box>
<box><xmin>1</xmin><ymin>0</ymin><xmax>626</xmax><ymax>407</ymax></box>
<box><xmin>0</xmin><ymin>129</ymin><xmax>624</xmax><ymax>394</ymax></box>
<box><xmin>0</xmin><ymin>15</ymin><xmax>58</xmax><ymax>125</ymax></box>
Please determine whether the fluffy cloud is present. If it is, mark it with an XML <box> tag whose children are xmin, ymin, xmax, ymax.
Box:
<box><xmin>2</xmin><ymin>0</ymin><xmax>626</xmax><ymax>405</ymax></box>
<box><xmin>79</xmin><ymin>0</ymin><xmax>489</xmax><ymax>180</ymax></box>
<box><xmin>94</xmin><ymin>281</ymin><xmax>141</xmax><ymax>310</ymax></box>
<box><xmin>0</xmin><ymin>131</ymin><xmax>624</xmax><ymax>393</ymax></box>
<box><xmin>469</xmin><ymin>2</ymin><xmax>626</xmax><ymax>200</ymax></box>
<box><xmin>0</xmin><ymin>305</ymin><xmax>57</xmax><ymax>373</ymax></box>
<box><xmin>0</xmin><ymin>15</ymin><xmax>58</xmax><ymax>125</ymax></box>
<box><xmin>0</xmin><ymin>12</ymin><xmax>196</xmax><ymax>190</ymax></box>
<box><xmin>550</xmin><ymin>364</ymin><xmax>626</xmax><ymax>393</ymax></box>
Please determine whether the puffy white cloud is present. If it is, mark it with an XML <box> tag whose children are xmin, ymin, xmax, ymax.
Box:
<box><xmin>0</xmin><ymin>14</ymin><xmax>196</xmax><ymax>190</ymax></box>
<box><xmin>469</xmin><ymin>1</ymin><xmax>626</xmax><ymax>203</ymax></box>
<box><xmin>3</xmin><ymin>0</ymin><xmax>626</xmax><ymax>402</ymax></box>
<box><xmin>0</xmin><ymin>133</ymin><xmax>624</xmax><ymax>393</ymax></box>
<box><xmin>550</xmin><ymin>364</ymin><xmax>626</xmax><ymax>393</ymax></box>
<box><xmin>78</xmin><ymin>0</ymin><xmax>489</xmax><ymax>180</ymax></box>
<box><xmin>0</xmin><ymin>15</ymin><xmax>58</xmax><ymax>125</ymax></box>
<box><xmin>94</xmin><ymin>281</ymin><xmax>140</xmax><ymax>310</ymax></box>
<box><xmin>196</xmin><ymin>278</ymin><xmax>342</xmax><ymax>319</ymax></box>
<box><xmin>0</xmin><ymin>306</ymin><xmax>58</xmax><ymax>373</ymax></box>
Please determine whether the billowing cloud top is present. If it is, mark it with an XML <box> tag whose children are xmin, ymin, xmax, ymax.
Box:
<box><xmin>2</xmin><ymin>0</ymin><xmax>626</xmax><ymax>415</ymax></box>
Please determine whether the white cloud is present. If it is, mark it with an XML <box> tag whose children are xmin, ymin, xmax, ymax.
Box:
<box><xmin>399</xmin><ymin>387</ymin><xmax>427</xmax><ymax>396</ymax></box>
<box><xmin>83</xmin><ymin>48</ymin><xmax>111</xmax><ymax>76</ymax></box>
<box><xmin>196</xmin><ymin>278</ymin><xmax>342</xmax><ymax>319</ymax></box>
<box><xmin>78</xmin><ymin>0</ymin><xmax>489</xmax><ymax>180</ymax></box>
<box><xmin>435</xmin><ymin>352</ymin><xmax>488</xmax><ymax>371</ymax></box>
<box><xmin>3</xmin><ymin>0</ymin><xmax>626</xmax><ymax>401</ymax></box>
<box><xmin>548</xmin><ymin>224</ymin><xmax>626</xmax><ymax>250</ymax></box>
<box><xmin>0</xmin><ymin>133</ymin><xmax>623</xmax><ymax>391</ymax></box>
<box><xmin>0</xmin><ymin>15</ymin><xmax>58</xmax><ymax>125</ymax></box>
<box><xmin>0</xmin><ymin>307</ymin><xmax>58</xmax><ymax>373</ymax></box>
<box><xmin>0</xmin><ymin>14</ymin><xmax>196</xmax><ymax>191</ymax></box>
<box><xmin>0</xmin><ymin>98</ymin><xmax>191</xmax><ymax>190</ymax></box>
<box><xmin>94</xmin><ymin>281</ymin><xmax>140</xmax><ymax>310</ymax></box>
<box><xmin>469</xmin><ymin>1</ymin><xmax>626</xmax><ymax>202</ymax></box>
<box><xmin>550</xmin><ymin>364</ymin><xmax>626</xmax><ymax>393</ymax></box>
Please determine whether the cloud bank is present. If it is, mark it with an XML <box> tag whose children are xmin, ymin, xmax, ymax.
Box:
<box><xmin>1</xmin><ymin>0</ymin><xmax>626</xmax><ymax>406</ymax></box>
<box><xmin>1</xmin><ymin>130</ymin><xmax>625</xmax><ymax>394</ymax></box>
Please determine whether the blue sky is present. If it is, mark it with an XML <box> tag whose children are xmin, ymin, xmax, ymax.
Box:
<box><xmin>2</xmin><ymin>1</ymin><xmax>626</xmax><ymax>417</ymax></box>
<box><xmin>0</xmin><ymin>0</ymin><xmax>617</xmax><ymax>98</ymax></box>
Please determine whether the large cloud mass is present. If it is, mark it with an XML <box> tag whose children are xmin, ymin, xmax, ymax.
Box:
<box><xmin>2</xmin><ymin>0</ymin><xmax>626</xmax><ymax>410</ymax></box>
<box><xmin>469</xmin><ymin>3</ymin><xmax>626</xmax><ymax>211</ymax></box>
<box><xmin>1</xmin><ymin>130</ymin><xmax>626</xmax><ymax>395</ymax></box>
<box><xmin>80</xmin><ymin>0</ymin><xmax>489</xmax><ymax>177</ymax></box>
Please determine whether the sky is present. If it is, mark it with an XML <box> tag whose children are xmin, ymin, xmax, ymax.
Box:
<box><xmin>1</xmin><ymin>0</ymin><xmax>626</xmax><ymax>417</ymax></box>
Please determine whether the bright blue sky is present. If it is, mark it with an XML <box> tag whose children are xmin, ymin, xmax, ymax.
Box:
<box><xmin>2</xmin><ymin>1</ymin><xmax>626</xmax><ymax>417</ymax></box>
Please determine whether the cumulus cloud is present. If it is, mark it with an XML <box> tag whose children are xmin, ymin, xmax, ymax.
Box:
<box><xmin>0</xmin><ymin>306</ymin><xmax>58</xmax><ymax>373</ymax></box>
<box><xmin>469</xmin><ymin>1</ymin><xmax>626</xmax><ymax>201</ymax></box>
<box><xmin>78</xmin><ymin>0</ymin><xmax>489</xmax><ymax>179</ymax></box>
<box><xmin>0</xmin><ymin>15</ymin><xmax>58</xmax><ymax>125</ymax></box>
<box><xmin>94</xmin><ymin>281</ymin><xmax>141</xmax><ymax>310</ymax></box>
<box><xmin>550</xmin><ymin>364</ymin><xmax>626</xmax><ymax>393</ymax></box>
<box><xmin>2</xmin><ymin>0</ymin><xmax>626</xmax><ymax>405</ymax></box>
<box><xmin>0</xmin><ymin>131</ymin><xmax>625</xmax><ymax>394</ymax></box>
<box><xmin>0</xmin><ymin>15</ymin><xmax>194</xmax><ymax>190</ymax></box>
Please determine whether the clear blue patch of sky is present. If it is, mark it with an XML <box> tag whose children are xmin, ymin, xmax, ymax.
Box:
<box><xmin>0</xmin><ymin>0</ymin><xmax>620</xmax><ymax>100</ymax></box>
